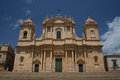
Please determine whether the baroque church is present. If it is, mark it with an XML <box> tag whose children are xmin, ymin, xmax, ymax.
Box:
<box><xmin>13</xmin><ymin>14</ymin><xmax>105</xmax><ymax>72</ymax></box>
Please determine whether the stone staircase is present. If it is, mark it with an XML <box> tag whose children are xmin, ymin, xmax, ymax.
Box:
<box><xmin>0</xmin><ymin>70</ymin><xmax>9</xmax><ymax>72</ymax></box>
<box><xmin>0</xmin><ymin>72</ymin><xmax>120</xmax><ymax>80</ymax></box>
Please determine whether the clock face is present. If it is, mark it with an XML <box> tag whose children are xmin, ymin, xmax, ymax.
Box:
<box><xmin>90</xmin><ymin>30</ymin><xmax>95</xmax><ymax>37</ymax></box>
<box><xmin>90</xmin><ymin>33</ymin><xmax>95</xmax><ymax>37</ymax></box>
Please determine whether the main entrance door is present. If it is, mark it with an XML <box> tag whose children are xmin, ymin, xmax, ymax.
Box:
<box><xmin>79</xmin><ymin>64</ymin><xmax>83</xmax><ymax>72</ymax></box>
<box><xmin>55</xmin><ymin>58</ymin><xmax>62</xmax><ymax>72</ymax></box>
<box><xmin>34</xmin><ymin>64</ymin><xmax>39</xmax><ymax>72</ymax></box>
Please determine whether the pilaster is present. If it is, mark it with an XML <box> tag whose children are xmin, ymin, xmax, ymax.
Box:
<box><xmin>65</xmin><ymin>50</ymin><xmax>67</xmax><ymax>72</ymax></box>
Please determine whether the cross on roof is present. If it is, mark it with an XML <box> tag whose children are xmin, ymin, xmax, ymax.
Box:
<box><xmin>57</xmin><ymin>8</ymin><xmax>61</xmax><ymax>14</ymax></box>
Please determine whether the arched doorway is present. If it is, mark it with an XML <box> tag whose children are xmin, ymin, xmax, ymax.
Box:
<box><xmin>77</xmin><ymin>59</ymin><xmax>85</xmax><ymax>72</ymax></box>
<box><xmin>33</xmin><ymin>60</ymin><xmax>41</xmax><ymax>72</ymax></box>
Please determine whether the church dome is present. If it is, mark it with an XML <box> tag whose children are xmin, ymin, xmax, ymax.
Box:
<box><xmin>20</xmin><ymin>18</ymin><xmax>35</xmax><ymax>31</ymax></box>
<box><xmin>85</xmin><ymin>17</ymin><xmax>96</xmax><ymax>24</ymax></box>
<box><xmin>23</xmin><ymin>18</ymin><xmax>33</xmax><ymax>25</ymax></box>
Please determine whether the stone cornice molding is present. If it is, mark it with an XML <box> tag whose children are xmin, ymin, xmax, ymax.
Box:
<box><xmin>85</xmin><ymin>40</ymin><xmax>100</xmax><ymax>41</ymax></box>
<box><xmin>83</xmin><ymin>23</ymin><xmax>98</xmax><ymax>27</ymax></box>
<box><xmin>42</xmin><ymin>16</ymin><xmax>75</xmax><ymax>25</ymax></box>
<box><xmin>104</xmin><ymin>55</ymin><xmax>120</xmax><ymax>57</ymax></box>
<box><xmin>18</xmin><ymin>40</ymin><xmax>33</xmax><ymax>42</ymax></box>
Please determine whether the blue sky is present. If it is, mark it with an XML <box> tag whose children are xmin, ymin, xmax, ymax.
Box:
<box><xmin>0</xmin><ymin>0</ymin><xmax>120</xmax><ymax>54</ymax></box>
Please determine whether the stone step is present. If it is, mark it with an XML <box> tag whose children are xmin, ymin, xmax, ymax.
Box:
<box><xmin>0</xmin><ymin>72</ymin><xmax>120</xmax><ymax>80</ymax></box>
<box><xmin>1</xmin><ymin>77</ymin><xmax>120</xmax><ymax>80</ymax></box>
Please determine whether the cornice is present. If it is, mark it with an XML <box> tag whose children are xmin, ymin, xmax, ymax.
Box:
<box><xmin>18</xmin><ymin>40</ymin><xmax>33</xmax><ymax>42</ymax></box>
<box><xmin>42</xmin><ymin>17</ymin><xmax>75</xmax><ymax>25</ymax></box>
<box><xmin>104</xmin><ymin>55</ymin><xmax>120</xmax><ymax>57</ymax></box>
<box><xmin>85</xmin><ymin>39</ymin><xmax>100</xmax><ymax>41</ymax></box>
<box><xmin>83</xmin><ymin>23</ymin><xmax>98</xmax><ymax>26</ymax></box>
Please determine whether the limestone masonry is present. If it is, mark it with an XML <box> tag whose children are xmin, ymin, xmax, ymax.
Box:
<box><xmin>0</xmin><ymin>43</ymin><xmax>14</xmax><ymax>71</ymax></box>
<box><xmin>13</xmin><ymin>14</ymin><xmax>105</xmax><ymax>72</ymax></box>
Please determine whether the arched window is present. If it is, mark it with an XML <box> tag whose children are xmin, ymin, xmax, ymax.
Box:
<box><xmin>47</xmin><ymin>26</ymin><xmax>51</xmax><ymax>32</ymax></box>
<box><xmin>20</xmin><ymin>56</ymin><xmax>24</xmax><ymax>62</ymax></box>
<box><xmin>23</xmin><ymin>31</ymin><xmax>27</xmax><ymax>38</ymax></box>
<box><xmin>67</xmin><ymin>26</ymin><xmax>70</xmax><ymax>31</ymax></box>
<box><xmin>57</xmin><ymin>31</ymin><xmax>61</xmax><ymax>39</ymax></box>
<box><xmin>94</xmin><ymin>56</ymin><xmax>98</xmax><ymax>62</ymax></box>
<box><xmin>90</xmin><ymin>30</ymin><xmax>95</xmax><ymax>37</ymax></box>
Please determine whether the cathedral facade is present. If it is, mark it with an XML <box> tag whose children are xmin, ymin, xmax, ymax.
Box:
<box><xmin>13</xmin><ymin>14</ymin><xmax>105</xmax><ymax>72</ymax></box>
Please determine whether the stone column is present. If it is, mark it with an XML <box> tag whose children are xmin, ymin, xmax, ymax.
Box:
<box><xmin>64</xmin><ymin>26</ymin><xmax>65</xmax><ymax>31</ymax></box>
<box><xmin>51</xmin><ymin>26</ymin><xmax>52</xmax><ymax>32</ymax></box>
<box><xmin>13</xmin><ymin>52</ymin><xmax>18</xmax><ymax>72</ymax></box>
<box><xmin>41</xmin><ymin>51</ymin><xmax>43</xmax><ymax>71</ymax></box>
<box><xmin>50</xmin><ymin>50</ymin><xmax>52</xmax><ymax>71</ymax></box>
<box><xmin>33</xmin><ymin>64</ymin><xmax>34</xmax><ymax>72</ymax></box>
<box><xmin>72</xmin><ymin>51</ymin><xmax>75</xmax><ymax>71</ymax></box>
<box><xmin>31</xmin><ymin>48</ymin><xmax>34</xmax><ymax>72</ymax></box>
<box><xmin>73</xmin><ymin>26</ymin><xmax>75</xmax><ymax>32</ymax></box>
<box><xmin>72</xmin><ymin>51</ymin><xmax>74</xmax><ymax>63</ymax></box>
<box><xmin>75</xmin><ymin>50</ymin><xmax>77</xmax><ymax>72</ymax></box>
<box><xmin>84</xmin><ymin>48</ymin><xmax>87</xmax><ymax>72</ymax></box>
<box><xmin>43</xmin><ymin>50</ymin><xmax>46</xmax><ymax>71</ymax></box>
<box><xmin>46</xmin><ymin>26</ymin><xmax>47</xmax><ymax>33</ymax></box>
<box><xmin>65</xmin><ymin>50</ymin><xmax>67</xmax><ymax>72</ymax></box>
<box><xmin>52</xmin><ymin>26</ymin><xmax>53</xmax><ymax>32</ymax></box>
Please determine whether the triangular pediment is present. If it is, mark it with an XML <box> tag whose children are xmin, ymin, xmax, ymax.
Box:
<box><xmin>54</xmin><ymin>20</ymin><xmax>64</xmax><ymax>23</ymax></box>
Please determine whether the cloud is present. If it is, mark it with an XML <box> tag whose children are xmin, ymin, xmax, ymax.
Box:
<box><xmin>23</xmin><ymin>8</ymin><xmax>31</xmax><ymax>16</ymax></box>
<box><xmin>17</xmin><ymin>19</ymin><xmax>24</xmax><ymax>24</ymax></box>
<box><xmin>12</xmin><ymin>19</ymin><xmax>24</xmax><ymax>30</ymax></box>
<box><xmin>101</xmin><ymin>16</ymin><xmax>120</xmax><ymax>54</ymax></box>
<box><xmin>26</xmin><ymin>9</ymin><xmax>31</xmax><ymax>15</ymax></box>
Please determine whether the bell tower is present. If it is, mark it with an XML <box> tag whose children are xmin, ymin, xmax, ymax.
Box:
<box><xmin>83</xmin><ymin>17</ymin><xmax>100</xmax><ymax>40</ymax></box>
<box><xmin>18</xmin><ymin>18</ymin><xmax>35</xmax><ymax>41</ymax></box>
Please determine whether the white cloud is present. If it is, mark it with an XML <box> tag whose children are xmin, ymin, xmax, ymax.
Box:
<box><xmin>26</xmin><ymin>9</ymin><xmax>31</xmax><ymax>15</ymax></box>
<box><xmin>12</xmin><ymin>24</ymin><xmax>19</xmax><ymax>30</ymax></box>
<box><xmin>23</xmin><ymin>8</ymin><xmax>31</xmax><ymax>16</ymax></box>
<box><xmin>12</xmin><ymin>19</ymin><xmax>24</xmax><ymax>30</ymax></box>
<box><xmin>17</xmin><ymin>19</ymin><xmax>24</xmax><ymax>24</ymax></box>
<box><xmin>101</xmin><ymin>16</ymin><xmax>120</xmax><ymax>54</ymax></box>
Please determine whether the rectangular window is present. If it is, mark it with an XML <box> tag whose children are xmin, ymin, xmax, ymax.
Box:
<box><xmin>113</xmin><ymin>60</ymin><xmax>117</xmax><ymax>67</ymax></box>
<box><xmin>57</xmin><ymin>31</ymin><xmax>61</xmax><ymax>39</ymax></box>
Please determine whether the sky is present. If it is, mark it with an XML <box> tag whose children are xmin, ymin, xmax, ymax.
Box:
<box><xmin>0</xmin><ymin>0</ymin><xmax>120</xmax><ymax>55</ymax></box>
